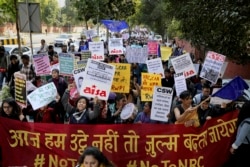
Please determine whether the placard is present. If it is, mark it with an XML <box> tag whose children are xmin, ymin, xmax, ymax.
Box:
<box><xmin>80</xmin><ymin>59</ymin><xmax>115</xmax><ymax>100</ymax></box>
<box><xmin>174</xmin><ymin>72</ymin><xmax>187</xmax><ymax>97</ymax></box>
<box><xmin>73</xmin><ymin>67</ymin><xmax>85</xmax><ymax>93</ymax></box>
<box><xmin>110</xmin><ymin>63</ymin><xmax>131</xmax><ymax>93</ymax></box>
<box><xmin>14</xmin><ymin>72</ymin><xmax>27</xmax><ymax>108</ymax></box>
<box><xmin>141</xmin><ymin>73</ymin><xmax>162</xmax><ymax>101</ymax></box>
<box><xmin>125</xmin><ymin>46</ymin><xmax>148</xmax><ymax>63</ymax></box>
<box><xmin>146</xmin><ymin>58</ymin><xmax>165</xmax><ymax>78</ymax></box>
<box><xmin>59</xmin><ymin>53</ymin><xmax>74</xmax><ymax>76</ymax></box>
<box><xmin>171</xmin><ymin>53</ymin><xmax>196</xmax><ymax>79</ymax></box>
<box><xmin>200</xmin><ymin>51</ymin><xmax>226</xmax><ymax>83</ymax></box>
<box><xmin>108</xmin><ymin>38</ymin><xmax>123</xmax><ymax>55</ymax></box>
<box><xmin>151</xmin><ymin>86</ymin><xmax>173</xmax><ymax>122</ymax></box>
<box><xmin>33</xmin><ymin>54</ymin><xmax>51</xmax><ymax>76</ymax></box>
<box><xmin>147</xmin><ymin>40</ymin><xmax>158</xmax><ymax>55</ymax></box>
<box><xmin>27</xmin><ymin>82</ymin><xmax>57</xmax><ymax>110</ymax></box>
<box><xmin>88</xmin><ymin>42</ymin><xmax>105</xmax><ymax>61</ymax></box>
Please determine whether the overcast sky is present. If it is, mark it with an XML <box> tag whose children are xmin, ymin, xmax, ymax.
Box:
<box><xmin>57</xmin><ymin>0</ymin><xmax>65</xmax><ymax>8</ymax></box>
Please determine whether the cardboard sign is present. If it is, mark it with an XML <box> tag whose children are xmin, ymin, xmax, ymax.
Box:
<box><xmin>146</xmin><ymin>58</ymin><xmax>165</xmax><ymax>78</ymax></box>
<box><xmin>27</xmin><ymin>82</ymin><xmax>57</xmax><ymax>110</ymax></box>
<box><xmin>171</xmin><ymin>53</ymin><xmax>196</xmax><ymax>79</ymax></box>
<box><xmin>108</xmin><ymin>38</ymin><xmax>123</xmax><ymax>55</ymax></box>
<box><xmin>151</xmin><ymin>86</ymin><xmax>173</xmax><ymax>122</ymax></box>
<box><xmin>14</xmin><ymin>72</ymin><xmax>27</xmax><ymax>108</ymax></box>
<box><xmin>88</xmin><ymin>42</ymin><xmax>105</xmax><ymax>61</ymax></box>
<box><xmin>125</xmin><ymin>46</ymin><xmax>148</xmax><ymax>63</ymax></box>
<box><xmin>110</xmin><ymin>63</ymin><xmax>131</xmax><ymax>93</ymax></box>
<box><xmin>174</xmin><ymin>72</ymin><xmax>187</xmax><ymax>97</ymax></box>
<box><xmin>200</xmin><ymin>51</ymin><xmax>226</xmax><ymax>83</ymax></box>
<box><xmin>80</xmin><ymin>59</ymin><xmax>115</xmax><ymax>100</ymax></box>
<box><xmin>33</xmin><ymin>54</ymin><xmax>51</xmax><ymax>76</ymax></box>
<box><xmin>59</xmin><ymin>53</ymin><xmax>74</xmax><ymax>76</ymax></box>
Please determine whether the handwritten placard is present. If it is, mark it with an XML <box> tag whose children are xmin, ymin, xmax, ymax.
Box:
<box><xmin>80</xmin><ymin>59</ymin><xmax>115</xmax><ymax>100</ymax></box>
<box><xmin>146</xmin><ymin>58</ymin><xmax>165</xmax><ymax>78</ymax></box>
<box><xmin>14</xmin><ymin>72</ymin><xmax>27</xmax><ymax>108</ymax></box>
<box><xmin>88</xmin><ymin>42</ymin><xmax>105</xmax><ymax>61</ymax></box>
<box><xmin>27</xmin><ymin>82</ymin><xmax>57</xmax><ymax>110</ymax></box>
<box><xmin>33</xmin><ymin>54</ymin><xmax>51</xmax><ymax>75</ymax></box>
<box><xmin>141</xmin><ymin>73</ymin><xmax>162</xmax><ymax>101</ymax></box>
<box><xmin>110</xmin><ymin>63</ymin><xmax>131</xmax><ymax>93</ymax></box>
<box><xmin>151</xmin><ymin>86</ymin><xmax>173</xmax><ymax>122</ymax></box>
<box><xmin>59</xmin><ymin>53</ymin><xmax>74</xmax><ymax>76</ymax></box>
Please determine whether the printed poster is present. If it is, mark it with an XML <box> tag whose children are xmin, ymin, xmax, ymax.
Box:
<box><xmin>161</xmin><ymin>46</ymin><xmax>172</xmax><ymax>61</ymax></box>
<box><xmin>88</xmin><ymin>42</ymin><xmax>105</xmax><ymax>61</ymax></box>
<box><xmin>110</xmin><ymin>63</ymin><xmax>131</xmax><ymax>93</ymax></box>
<box><xmin>171</xmin><ymin>53</ymin><xmax>196</xmax><ymax>79</ymax></box>
<box><xmin>147</xmin><ymin>40</ymin><xmax>158</xmax><ymax>55</ymax></box>
<box><xmin>108</xmin><ymin>38</ymin><xmax>123</xmax><ymax>55</ymax></box>
<box><xmin>174</xmin><ymin>72</ymin><xmax>187</xmax><ymax>97</ymax></box>
<box><xmin>141</xmin><ymin>73</ymin><xmax>161</xmax><ymax>101</ymax></box>
<box><xmin>151</xmin><ymin>86</ymin><xmax>173</xmax><ymax>122</ymax></box>
<box><xmin>33</xmin><ymin>54</ymin><xmax>51</xmax><ymax>76</ymax></box>
<box><xmin>27</xmin><ymin>82</ymin><xmax>57</xmax><ymax>110</ymax></box>
<box><xmin>59</xmin><ymin>53</ymin><xmax>74</xmax><ymax>76</ymax></box>
<box><xmin>125</xmin><ymin>46</ymin><xmax>148</xmax><ymax>64</ymax></box>
<box><xmin>73</xmin><ymin>68</ymin><xmax>85</xmax><ymax>93</ymax></box>
<box><xmin>146</xmin><ymin>58</ymin><xmax>165</xmax><ymax>78</ymax></box>
<box><xmin>14</xmin><ymin>72</ymin><xmax>27</xmax><ymax>108</ymax></box>
<box><xmin>76</xmin><ymin>60</ymin><xmax>87</xmax><ymax>69</ymax></box>
<box><xmin>200</xmin><ymin>51</ymin><xmax>226</xmax><ymax>83</ymax></box>
<box><xmin>80</xmin><ymin>59</ymin><xmax>115</xmax><ymax>100</ymax></box>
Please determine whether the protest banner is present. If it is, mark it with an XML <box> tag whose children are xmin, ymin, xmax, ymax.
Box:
<box><xmin>141</xmin><ymin>73</ymin><xmax>161</xmax><ymax>101</ymax></box>
<box><xmin>27</xmin><ymin>82</ymin><xmax>57</xmax><ymax>110</ymax></box>
<box><xmin>200</xmin><ymin>51</ymin><xmax>226</xmax><ymax>83</ymax></box>
<box><xmin>147</xmin><ymin>40</ymin><xmax>158</xmax><ymax>55</ymax></box>
<box><xmin>151</xmin><ymin>86</ymin><xmax>173</xmax><ymax>122</ymax></box>
<box><xmin>110</xmin><ymin>63</ymin><xmax>131</xmax><ymax>93</ymax></box>
<box><xmin>125</xmin><ymin>46</ymin><xmax>148</xmax><ymax>63</ymax></box>
<box><xmin>171</xmin><ymin>53</ymin><xmax>196</xmax><ymax>79</ymax></box>
<box><xmin>160</xmin><ymin>46</ymin><xmax>172</xmax><ymax>61</ymax></box>
<box><xmin>146</xmin><ymin>58</ymin><xmax>165</xmax><ymax>78</ymax></box>
<box><xmin>59</xmin><ymin>53</ymin><xmax>74</xmax><ymax>76</ymax></box>
<box><xmin>14</xmin><ymin>72</ymin><xmax>27</xmax><ymax>108</ymax></box>
<box><xmin>33</xmin><ymin>54</ymin><xmax>51</xmax><ymax>76</ymax></box>
<box><xmin>79</xmin><ymin>51</ymin><xmax>91</xmax><ymax>60</ymax></box>
<box><xmin>88</xmin><ymin>42</ymin><xmax>105</xmax><ymax>61</ymax></box>
<box><xmin>0</xmin><ymin>111</ymin><xmax>238</xmax><ymax>167</ymax></box>
<box><xmin>108</xmin><ymin>38</ymin><xmax>123</xmax><ymax>55</ymax></box>
<box><xmin>73</xmin><ymin>67</ymin><xmax>85</xmax><ymax>92</ymax></box>
<box><xmin>174</xmin><ymin>72</ymin><xmax>188</xmax><ymax>97</ymax></box>
<box><xmin>80</xmin><ymin>59</ymin><xmax>115</xmax><ymax>100</ymax></box>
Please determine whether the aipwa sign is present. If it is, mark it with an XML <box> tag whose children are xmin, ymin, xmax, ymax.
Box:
<box><xmin>18</xmin><ymin>3</ymin><xmax>41</xmax><ymax>33</ymax></box>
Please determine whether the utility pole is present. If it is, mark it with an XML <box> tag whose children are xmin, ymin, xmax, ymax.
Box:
<box><xmin>14</xmin><ymin>0</ymin><xmax>22</xmax><ymax>56</ymax></box>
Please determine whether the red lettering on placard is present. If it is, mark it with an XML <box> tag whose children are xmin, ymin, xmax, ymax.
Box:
<box><xmin>184</xmin><ymin>70</ymin><xmax>195</xmax><ymax>77</ymax></box>
<box><xmin>92</xmin><ymin>54</ymin><xmax>104</xmax><ymax>60</ymax></box>
<box><xmin>110</xmin><ymin>49</ymin><xmax>122</xmax><ymax>54</ymax></box>
<box><xmin>83</xmin><ymin>85</ymin><xmax>107</xmax><ymax>97</ymax></box>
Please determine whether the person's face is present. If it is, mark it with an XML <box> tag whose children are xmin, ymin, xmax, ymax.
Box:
<box><xmin>62</xmin><ymin>46</ymin><xmax>67</xmax><ymax>52</ymax></box>
<box><xmin>101</xmin><ymin>104</ymin><xmax>108</xmax><ymax>119</ymax></box>
<box><xmin>53</xmin><ymin>56</ymin><xmax>58</xmax><ymax>61</ymax></box>
<box><xmin>81</xmin><ymin>155</ymin><xmax>99</xmax><ymax>167</ymax></box>
<box><xmin>77</xmin><ymin>98</ymin><xmax>87</xmax><ymax>111</ymax></box>
<box><xmin>21</xmin><ymin>58</ymin><xmax>29</xmax><ymax>65</ymax></box>
<box><xmin>201</xmin><ymin>101</ymin><xmax>209</xmax><ymax>110</ymax></box>
<box><xmin>41</xmin><ymin>40</ymin><xmax>45</xmax><ymax>45</ymax></box>
<box><xmin>11</xmin><ymin>58</ymin><xmax>18</xmax><ymax>64</ymax></box>
<box><xmin>2</xmin><ymin>102</ymin><xmax>13</xmax><ymax>116</ymax></box>
<box><xmin>143</xmin><ymin>102</ymin><xmax>151</xmax><ymax>113</ymax></box>
<box><xmin>202</xmin><ymin>88</ymin><xmax>210</xmax><ymax>96</ymax></box>
<box><xmin>117</xmin><ymin>97</ymin><xmax>127</xmax><ymax>107</ymax></box>
<box><xmin>52</xmin><ymin>71</ymin><xmax>59</xmax><ymax>78</ymax></box>
<box><xmin>181</xmin><ymin>96</ymin><xmax>193</xmax><ymax>106</ymax></box>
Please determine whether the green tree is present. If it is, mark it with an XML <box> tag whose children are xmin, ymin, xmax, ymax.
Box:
<box><xmin>167</xmin><ymin>0</ymin><xmax>250</xmax><ymax>64</ymax></box>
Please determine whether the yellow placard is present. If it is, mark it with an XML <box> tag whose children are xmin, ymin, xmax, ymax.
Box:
<box><xmin>111</xmin><ymin>63</ymin><xmax>131</xmax><ymax>93</ymax></box>
<box><xmin>161</xmin><ymin>46</ymin><xmax>172</xmax><ymax>61</ymax></box>
<box><xmin>141</xmin><ymin>73</ymin><xmax>162</xmax><ymax>101</ymax></box>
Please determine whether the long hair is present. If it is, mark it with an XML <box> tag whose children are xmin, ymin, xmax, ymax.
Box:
<box><xmin>0</xmin><ymin>97</ymin><xmax>21</xmax><ymax>120</ymax></box>
<box><xmin>77</xmin><ymin>146</ymin><xmax>115</xmax><ymax>167</ymax></box>
<box><xmin>236</xmin><ymin>101</ymin><xmax>250</xmax><ymax>127</ymax></box>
